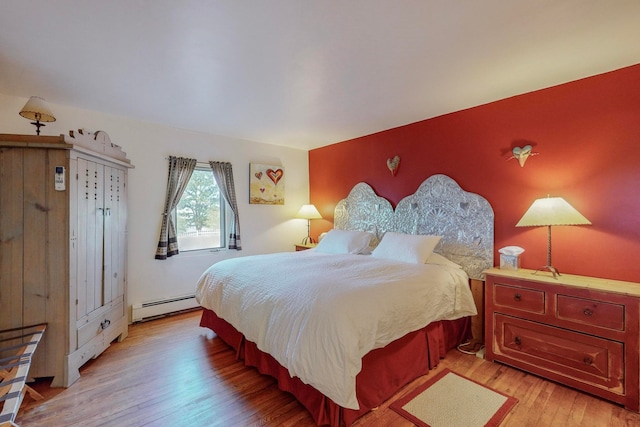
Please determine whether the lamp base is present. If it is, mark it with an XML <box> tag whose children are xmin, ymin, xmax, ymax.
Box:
<box><xmin>31</xmin><ymin>120</ymin><xmax>45</xmax><ymax>135</ymax></box>
<box><xmin>301</xmin><ymin>236</ymin><xmax>316</xmax><ymax>245</ymax></box>
<box><xmin>533</xmin><ymin>265</ymin><xmax>561</xmax><ymax>279</ymax></box>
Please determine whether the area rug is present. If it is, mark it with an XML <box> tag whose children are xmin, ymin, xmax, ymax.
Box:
<box><xmin>390</xmin><ymin>368</ymin><xmax>518</xmax><ymax>427</ymax></box>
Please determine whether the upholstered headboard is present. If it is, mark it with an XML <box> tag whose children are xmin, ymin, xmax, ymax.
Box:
<box><xmin>334</xmin><ymin>174</ymin><xmax>494</xmax><ymax>280</ymax></box>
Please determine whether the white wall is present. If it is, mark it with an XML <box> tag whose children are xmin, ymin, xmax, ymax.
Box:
<box><xmin>0</xmin><ymin>93</ymin><xmax>310</xmax><ymax>313</ymax></box>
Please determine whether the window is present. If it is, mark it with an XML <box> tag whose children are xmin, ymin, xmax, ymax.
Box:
<box><xmin>175</xmin><ymin>167</ymin><xmax>226</xmax><ymax>251</ymax></box>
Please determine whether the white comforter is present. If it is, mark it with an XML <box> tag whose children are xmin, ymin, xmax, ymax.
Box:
<box><xmin>195</xmin><ymin>250</ymin><xmax>477</xmax><ymax>410</ymax></box>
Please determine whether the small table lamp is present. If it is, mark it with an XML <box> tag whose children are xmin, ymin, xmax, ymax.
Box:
<box><xmin>296</xmin><ymin>204</ymin><xmax>322</xmax><ymax>244</ymax></box>
<box><xmin>19</xmin><ymin>96</ymin><xmax>56</xmax><ymax>135</ymax></box>
<box><xmin>516</xmin><ymin>196</ymin><xmax>591</xmax><ymax>278</ymax></box>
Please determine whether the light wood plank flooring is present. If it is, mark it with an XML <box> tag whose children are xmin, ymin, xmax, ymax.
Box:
<box><xmin>16</xmin><ymin>310</ymin><xmax>640</xmax><ymax>426</ymax></box>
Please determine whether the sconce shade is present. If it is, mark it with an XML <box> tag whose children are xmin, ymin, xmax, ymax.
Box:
<box><xmin>516</xmin><ymin>197</ymin><xmax>591</xmax><ymax>227</ymax></box>
<box><xmin>19</xmin><ymin>96</ymin><xmax>56</xmax><ymax>135</ymax></box>
<box><xmin>295</xmin><ymin>204</ymin><xmax>322</xmax><ymax>220</ymax></box>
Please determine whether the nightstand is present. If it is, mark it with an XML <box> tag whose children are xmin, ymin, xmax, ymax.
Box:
<box><xmin>294</xmin><ymin>243</ymin><xmax>317</xmax><ymax>251</ymax></box>
<box><xmin>484</xmin><ymin>267</ymin><xmax>640</xmax><ymax>412</ymax></box>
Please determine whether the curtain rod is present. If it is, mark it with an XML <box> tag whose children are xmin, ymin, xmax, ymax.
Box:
<box><xmin>164</xmin><ymin>157</ymin><xmax>211</xmax><ymax>167</ymax></box>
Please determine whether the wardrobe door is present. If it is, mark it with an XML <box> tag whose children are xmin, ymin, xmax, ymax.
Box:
<box><xmin>103</xmin><ymin>165</ymin><xmax>126</xmax><ymax>305</ymax></box>
<box><xmin>76</xmin><ymin>157</ymin><xmax>105</xmax><ymax>321</ymax></box>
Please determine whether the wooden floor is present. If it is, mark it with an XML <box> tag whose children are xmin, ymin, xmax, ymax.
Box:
<box><xmin>15</xmin><ymin>310</ymin><xmax>640</xmax><ymax>426</ymax></box>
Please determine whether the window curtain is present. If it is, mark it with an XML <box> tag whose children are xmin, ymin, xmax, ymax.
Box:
<box><xmin>209</xmin><ymin>161</ymin><xmax>242</xmax><ymax>250</ymax></box>
<box><xmin>155</xmin><ymin>156</ymin><xmax>197</xmax><ymax>259</ymax></box>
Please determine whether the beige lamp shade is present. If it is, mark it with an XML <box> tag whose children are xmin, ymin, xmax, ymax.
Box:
<box><xmin>516</xmin><ymin>197</ymin><xmax>591</xmax><ymax>227</ymax></box>
<box><xmin>19</xmin><ymin>96</ymin><xmax>56</xmax><ymax>123</ymax></box>
<box><xmin>295</xmin><ymin>204</ymin><xmax>322</xmax><ymax>220</ymax></box>
<box><xmin>19</xmin><ymin>96</ymin><xmax>56</xmax><ymax>135</ymax></box>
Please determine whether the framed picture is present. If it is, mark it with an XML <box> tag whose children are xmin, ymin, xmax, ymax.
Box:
<box><xmin>249</xmin><ymin>163</ymin><xmax>285</xmax><ymax>205</ymax></box>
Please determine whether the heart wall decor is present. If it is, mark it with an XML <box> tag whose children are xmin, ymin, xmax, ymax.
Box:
<box><xmin>507</xmin><ymin>145</ymin><xmax>539</xmax><ymax>167</ymax></box>
<box><xmin>387</xmin><ymin>155</ymin><xmax>400</xmax><ymax>176</ymax></box>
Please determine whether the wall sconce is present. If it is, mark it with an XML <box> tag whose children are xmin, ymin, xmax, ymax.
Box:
<box><xmin>19</xmin><ymin>96</ymin><xmax>56</xmax><ymax>135</ymax></box>
<box><xmin>508</xmin><ymin>145</ymin><xmax>538</xmax><ymax>167</ymax></box>
<box><xmin>295</xmin><ymin>204</ymin><xmax>322</xmax><ymax>244</ymax></box>
<box><xmin>386</xmin><ymin>155</ymin><xmax>400</xmax><ymax>175</ymax></box>
<box><xmin>516</xmin><ymin>196</ymin><xmax>591</xmax><ymax>278</ymax></box>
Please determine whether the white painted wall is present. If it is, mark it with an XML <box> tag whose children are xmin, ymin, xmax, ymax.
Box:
<box><xmin>0</xmin><ymin>93</ymin><xmax>310</xmax><ymax>314</ymax></box>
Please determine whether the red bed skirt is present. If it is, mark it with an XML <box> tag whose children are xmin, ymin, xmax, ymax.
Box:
<box><xmin>200</xmin><ymin>308</ymin><xmax>470</xmax><ymax>427</ymax></box>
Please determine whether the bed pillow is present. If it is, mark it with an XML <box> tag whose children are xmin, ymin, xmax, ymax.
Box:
<box><xmin>371</xmin><ymin>232</ymin><xmax>442</xmax><ymax>264</ymax></box>
<box><xmin>427</xmin><ymin>252</ymin><xmax>463</xmax><ymax>269</ymax></box>
<box><xmin>314</xmin><ymin>229</ymin><xmax>374</xmax><ymax>254</ymax></box>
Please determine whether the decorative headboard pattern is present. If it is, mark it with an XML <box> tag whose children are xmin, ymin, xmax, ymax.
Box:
<box><xmin>334</xmin><ymin>174</ymin><xmax>494</xmax><ymax>280</ymax></box>
<box><xmin>334</xmin><ymin>183</ymin><xmax>394</xmax><ymax>248</ymax></box>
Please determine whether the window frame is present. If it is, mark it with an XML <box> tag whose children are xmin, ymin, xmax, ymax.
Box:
<box><xmin>173</xmin><ymin>165</ymin><xmax>227</xmax><ymax>253</ymax></box>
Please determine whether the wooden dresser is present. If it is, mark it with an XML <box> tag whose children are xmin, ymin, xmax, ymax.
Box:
<box><xmin>0</xmin><ymin>132</ymin><xmax>132</xmax><ymax>387</ymax></box>
<box><xmin>484</xmin><ymin>267</ymin><xmax>640</xmax><ymax>411</ymax></box>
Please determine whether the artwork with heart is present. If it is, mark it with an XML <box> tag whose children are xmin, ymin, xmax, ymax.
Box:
<box><xmin>266</xmin><ymin>168</ymin><xmax>284</xmax><ymax>185</ymax></box>
<box><xmin>249</xmin><ymin>163</ymin><xmax>285</xmax><ymax>205</ymax></box>
<box><xmin>387</xmin><ymin>155</ymin><xmax>400</xmax><ymax>176</ymax></box>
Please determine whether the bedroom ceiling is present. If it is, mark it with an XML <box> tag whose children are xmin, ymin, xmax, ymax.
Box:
<box><xmin>1</xmin><ymin>1</ymin><xmax>639</xmax><ymax>151</ymax></box>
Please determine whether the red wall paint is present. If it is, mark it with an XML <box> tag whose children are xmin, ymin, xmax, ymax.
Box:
<box><xmin>309</xmin><ymin>64</ymin><xmax>640</xmax><ymax>283</ymax></box>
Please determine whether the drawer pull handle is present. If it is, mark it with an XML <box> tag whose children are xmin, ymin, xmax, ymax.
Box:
<box><xmin>100</xmin><ymin>319</ymin><xmax>111</xmax><ymax>330</ymax></box>
<box><xmin>584</xmin><ymin>356</ymin><xmax>593</xmax><ymax>365</ymax></box>
<box><xmin>514</xmin><ymin>293</ymin><xmax>522</xmax><ymax>302</ymax></box>
<box><xmin>514</xmin><ymin>336</ymin><xmax>522</xmax><ymax>346</ymax></box>
<box><xmin>583</xmin><ymin>308</ymin><xmax>594</xmax><ymax>316</ymax></box>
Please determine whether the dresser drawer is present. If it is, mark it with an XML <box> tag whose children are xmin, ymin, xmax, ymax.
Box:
<box><xmin>557</xmin><ymin>295</ymin><xmax>625</xmax><ymax>331</ymax></box>
<box><xmin>493</xmin><ymin>284</ymin><xmax>545</xmax><ymax>314</ymax></box>
<box><xmin>494</xmin><ymin>314</ymin><xmax>624</xmax><ymax>392</ymax></box>
<box><xmin>77</xmin><ymin>301</ymin><xmax>124</xmax><ymax>348</ymax></box>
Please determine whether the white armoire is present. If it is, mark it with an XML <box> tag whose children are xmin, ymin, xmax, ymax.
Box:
<box><xmin>0</xmin><ymin>131</ymin><xmax>132</xmax><ymax>387</ymax></box>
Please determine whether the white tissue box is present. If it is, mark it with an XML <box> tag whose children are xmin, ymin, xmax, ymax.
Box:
<box><xmin>500</xmin><ymin>254</ymin><xmax>520</xmax><ymax>270</ymax></box>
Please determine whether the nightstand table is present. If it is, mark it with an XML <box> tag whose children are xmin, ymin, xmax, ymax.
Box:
<box><xmin>484</xmin><ymin>267</ymin><xmax>640</xmax><ymax>412</ymax></box>
<box><xmin>294</xmin><ymin>243</ymin><xmax>317</xmax><ymax>251</ymax></box>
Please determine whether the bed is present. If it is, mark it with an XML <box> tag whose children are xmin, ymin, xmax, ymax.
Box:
<box><xmin>196</xmin><ymin>174</ymin><xmax>494</xmax><ymax>426</ymax></box>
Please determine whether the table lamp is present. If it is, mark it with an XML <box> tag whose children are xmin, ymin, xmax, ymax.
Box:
<box><xmin>516</xmin><ymin>196</ymin><xmax>591</xmax><ymax>278</ymax></box>
<box><xmin>296</xmin><ymin>204</ymin><xmax>322</xmax><ymax>244</ymax></box>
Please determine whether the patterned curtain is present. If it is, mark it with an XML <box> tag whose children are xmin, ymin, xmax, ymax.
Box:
<box><xmin>155</xmin><ymin>156</ymin><xmax>197</xmax><ymax>259</ymax></box>
<box><xmin>209</xmin><ymin>161</ymin><xmax>242</xmax><ymax>250</ymax></box>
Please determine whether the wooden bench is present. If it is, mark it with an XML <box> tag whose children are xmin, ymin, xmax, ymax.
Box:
<box><xmin>0</xmin><ymin>324</ymin><xmax>46</xmax><ymax>427</ymax></box>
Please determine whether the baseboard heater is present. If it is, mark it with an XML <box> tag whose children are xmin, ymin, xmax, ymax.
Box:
<box><xmin>131</xmin><ymin>294</ymin><xmax>200</xmax><ymax>322</ymax></box>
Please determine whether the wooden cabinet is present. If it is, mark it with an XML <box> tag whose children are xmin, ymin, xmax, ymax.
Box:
<box><xmin>484</xmin><ymin>268</ymin><xmax>640</xmax><ymax>411</ymax></box>
<box><xmin>0</xmin><ymin>132</ymin><xmax>132</xmax><ymax>387</ymax></box>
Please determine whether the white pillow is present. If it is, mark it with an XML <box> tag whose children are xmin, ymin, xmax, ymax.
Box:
<box><xmin>371</xmin><ymin>232</ymin><xmax>442</xmax><ymax>264</ymax></box>
<box><xmin>314</xmin><ymin>229</ymin><xmax>374</xmax><ymax>254</ymax></box>
<box><xmin>427</xmin><ymin>252</ymin><xmax>463</xmax><ymax>269</ymax></box>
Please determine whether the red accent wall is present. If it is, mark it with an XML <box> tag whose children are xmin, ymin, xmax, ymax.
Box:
<box><xmin>309</xmin><ymin>64</ymin><xmax>640</xmax><ymax>282</ymax></box>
